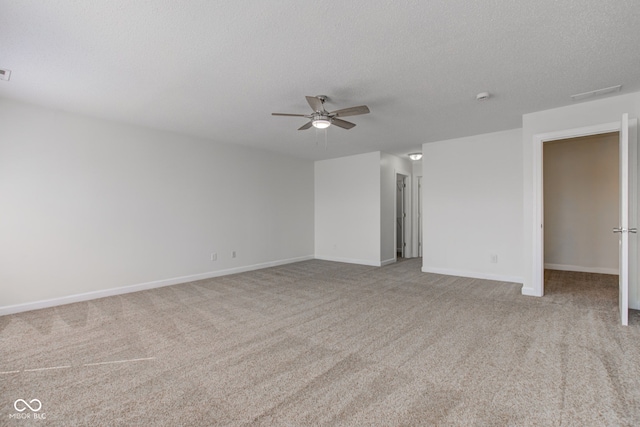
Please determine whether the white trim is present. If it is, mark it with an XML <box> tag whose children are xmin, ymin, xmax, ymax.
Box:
<box><xmin>314</xmin><ymin>255</ymin><xmax>381</xmax><ymax>267</ymax></box>
<box><xmin>544</xmin><ymin>263</ymin><xmax>619</xmax><ymax>275</ymax></box>
<box><xmin>532</xmin><ymin>120</ymin><xmax>621</xmax><ymax>298</ymax></box>
<box><xmin>0</xmin><ymin>256</ymin><xmax>314</xmax><ymax>316</ymax></box>
<box><xmin>421</xmin><ymin>266</ymin><xmax>523</xmax><ymax>284</ymax></box>
<box><xmin>521</xmin><ymin>286</ymin><xmax>540</xmax><ymax>297</ymax></box>
<box><xmin>380</xmin><ymin>258</ymin><xmax>396</xmax><ymax>266</ymax></box>
<box><xmin>629</xmin><ymin>118</ymin><xmax>639</xmax><ymax>312</ymax></box>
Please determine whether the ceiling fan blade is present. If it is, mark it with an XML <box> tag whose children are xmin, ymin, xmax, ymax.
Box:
<box><xmin>329</xmin><ymin>105</ymin><xmax>370</xmax><ymax>117</ymax></box>
<box><xmin>332</xmin><ymin>118</ymin><xmax>356</xmax><ymax>129</ymax></box>
<box><xmin>298</xmin><ymin>121</ymin><xmax>313</xmax><ymax>130</ymax></box>
<box><xmin>272</xmin><ymin>113</ymin><xmax>307</xmax><ymax>117</ymax></box>
<box><xmin>306</xmin><ymin>96</ymin><xmax>324</xmax><ymax>112</ymax></box>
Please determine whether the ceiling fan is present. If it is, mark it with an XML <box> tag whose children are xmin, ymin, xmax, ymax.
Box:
<box><xmin>272</xmin><ymin>95</ymin><xmax>370</xmax><ymax>130</ymax></box>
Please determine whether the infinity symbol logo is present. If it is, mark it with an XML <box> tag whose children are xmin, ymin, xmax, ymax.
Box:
<box><xmin>14</xmin><ymin>399</ymin><xmax>42</xmax><ymax>412</ymax></box>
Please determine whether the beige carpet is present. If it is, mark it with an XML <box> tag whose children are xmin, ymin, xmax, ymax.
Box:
<box><xmin>1</xmin><ymin>260</ymin><xmax>640</xmax><ymax>426</ymax></box>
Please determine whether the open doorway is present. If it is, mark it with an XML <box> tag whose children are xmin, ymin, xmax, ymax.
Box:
<box><xmin>417</xmin><ymin>176</ymin><xmax>422</xmax><ymax>258</ymax></box>
<box><xmin>396</xmin><ymin>173</ymin><xmax>408</xmax><ymax>259</ymax></box>
<box><xmin>543</xmin><ymin>133</ymin><xmax>619</xmax><ymax>308</ymax></box>
<box><xmin>531</xmin><ymin>114</ymin><xmax>637</xmax><ymax>325</ymax></box>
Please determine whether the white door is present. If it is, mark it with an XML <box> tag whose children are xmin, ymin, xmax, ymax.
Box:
<box><xmin>617</xmin><ymin>113</ymin><xmax>630</xmax><ymax>326</ymax></box>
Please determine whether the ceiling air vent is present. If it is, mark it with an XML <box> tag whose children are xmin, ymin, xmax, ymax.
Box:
<box><xmin>0</xmin><ymin>69</ymin><xmax>11</xmax><ymax>81</ymax></box>
<box><xmin>571</xmin><ymin>85</ymin><xmax>621</xmax><ymax>102</ymax></box>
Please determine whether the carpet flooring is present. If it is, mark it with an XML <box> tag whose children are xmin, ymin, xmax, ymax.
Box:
<box><xmin>1</xmin><ymin>260</ymin><xmax>640</xmax><ymax>426</ymax></box>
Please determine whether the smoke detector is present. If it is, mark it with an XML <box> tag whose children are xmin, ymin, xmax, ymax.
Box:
<box><xmin>0</xmin><ymin>69</ymin><xmax>11</xmax><ymax>81</ymax></box>
<box><xmin>476</xmin><ymin>92</ymin><xmax>490</xmax><ymax>101</ymax></box>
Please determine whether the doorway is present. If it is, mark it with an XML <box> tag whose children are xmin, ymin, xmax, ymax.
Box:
<box><xmin>417</xmin><ymin>176</ymin><xmax>423</xmax><ymax>258</ymax></box>
<box><xmin>531</xmin><ymin>115</ymin><xmax>637</xmax><ymax>325</ymax></box>
<box><xmin>396</xmin><ymin>174</ymin><xmax>408</xmax><ymax>259</ymax></box>
<box><xmin>543</xmin><ymin>133</ymin><xmax>620</xmax><ymax>305</ymax></box>
<box><xmin>543</xmin><ymin>133</ymin><xmax>619</xmax><ymax>275</ymax></box>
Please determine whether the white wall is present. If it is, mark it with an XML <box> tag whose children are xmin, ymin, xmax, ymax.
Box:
<box><xmin>314</xmin><ymin>152</ymin><xmax>381</xmax><ymax>265</ymax></box>
<box><xmin>380</xmin><ymin>153</ymin><xmax>413</xmax><ymax>264</ymax></box>
<box><xmin>0</xmin><ymin>99</ymin><xmax>314</xmax><ymax>313</ymax></box>
<box><xmin>422</xmin><ymin>128</ymin><xmax>523</xmax><ymax>282</ymax></box>
<box><xmin>522</xmin><ymin>91</ymin><xmax>640</xmax><ymax>307</ymax></box>
<box><xmin>544</xmin><ymin>134</ymin><xmax>619</xmax><ymax>274</ymax></box>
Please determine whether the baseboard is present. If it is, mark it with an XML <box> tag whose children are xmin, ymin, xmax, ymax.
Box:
<box><xmin>314</xmin><ymin>255</ymin><xmax>381</xmax><ymax>267</ymax></box>
<box><xmin>421</xmin><ymin>266</ymin><xmax>523</xmax><ymax>284</ymax></box>
<box><xmin>316</xmin><ymin>257</ymin><xmax>407</xmax><ymax>267</ymax></box>
<box><xmin>0</xmin><ymin>255</ymin><xmax>314</xmax><ymax>316</ymax></box>
<box><xmin>521</xmin><ymin>286</ymin><xmax>542</xmax><ymax>297</ymax></box>
<box><xmin>544</xmin><ymin>263</ymin><xmax>619</xmax><ymax>275</ymax></box>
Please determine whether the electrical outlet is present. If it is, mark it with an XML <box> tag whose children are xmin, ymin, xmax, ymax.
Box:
<box><xmin>490</xmin><ymin>254</ymin><xmax>498</xmax><ymax>263</ymax></box>
<box><xmin>211</xmin><ymin>252</ymin><xmax>217</xmax><ymax>261</ymax></box>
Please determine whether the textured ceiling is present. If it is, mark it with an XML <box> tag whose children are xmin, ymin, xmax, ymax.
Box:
<box><xmin>1</xmin><ymin>0</ymin><xmax>639</xmax><ymax>161</ymax></box>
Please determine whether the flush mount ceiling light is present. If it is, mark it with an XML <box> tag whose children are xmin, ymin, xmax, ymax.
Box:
<box><xmin>408</xmin><ymin>153</ymin><xmax>423</xmax><ymax>161</ymax></box>
<box><xmin>476</xmin><ymin>92</ymin><xmax>490</xmax><ymax>101</ymax></box>
<box><xmin>571</xmin><ymin>85</ymin><xmax>621</xmax><ymax>102</ymax></box>
<box><xmin>312</xmin><ymin>115</ymin><xmax>332</xmax><ymax>129</ymax></box>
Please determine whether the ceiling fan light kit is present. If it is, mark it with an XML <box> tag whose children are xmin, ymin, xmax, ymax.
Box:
<box><xmin>273</xmin><ymin>95</ymin><xmax>370</xmax><ymax>131</ymax></box>
<box><xmin>312</xmin><ymin>116</ymin><xmax>331</xmax><ymax>129</ymax></box>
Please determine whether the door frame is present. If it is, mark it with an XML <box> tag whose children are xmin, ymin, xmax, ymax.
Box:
<box><xmin>531</xmin><ymin>120</ymin><xmax>623</xmax><ymax>297</ymax></box>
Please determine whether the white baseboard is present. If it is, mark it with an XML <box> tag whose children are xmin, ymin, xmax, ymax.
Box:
<box><xmin>544</xmin><ymin>263</ymin><xmax>619</xmax><ymax>275</ymax></box>
<box><xmin>521</xmin><ymin>287</ymin><xmax>542</xmax><ymax>297</ymax></box>
<box><xmin>315</xmin><ymin>256</ymin><xmax>408</xmax><ymax>267</ymax></box>
<box><xmin>0</xmin><ymin>255</ymin><xmax>314</xmax><ymax>316</ymax></box>
<box><xmin>421</xmin><ymin>266</ymin><xmax>523</xmax><ymax>284</ymax></box>
<box><xmin>314</xmin><ymin>255</ymin><xmax>382</xmax><ymax>267</ymax></box>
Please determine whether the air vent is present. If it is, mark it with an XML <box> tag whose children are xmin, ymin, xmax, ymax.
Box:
<box><xmin>0</xmin><ymin>69</ymin><xmax>11</xmax><ymax>81</ymax></box>
<box><xmin>571</xmin><ymin>85</ymin><xmax>621</xmax><ymax>102</ymax></box>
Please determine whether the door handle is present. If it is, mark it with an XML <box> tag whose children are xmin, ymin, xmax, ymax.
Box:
<box><xmin>613</xmin><ymin>227</ymin><xmax>637</xmax><ymax>233</ymax></box>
